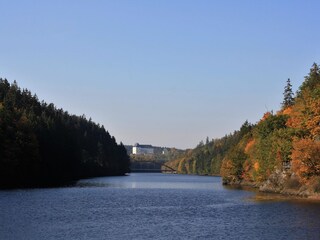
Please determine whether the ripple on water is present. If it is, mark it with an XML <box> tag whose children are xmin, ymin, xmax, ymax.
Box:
<box><xmin>1</xmin><ymin>173</ymin><xmax>320</xmax><ymax>240</ymax></box>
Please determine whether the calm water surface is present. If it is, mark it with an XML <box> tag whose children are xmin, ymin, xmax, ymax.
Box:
<box><xmin>1</xmin><ymin>173</ymin><xmax>320</xmax><ymax>240</ymax></box>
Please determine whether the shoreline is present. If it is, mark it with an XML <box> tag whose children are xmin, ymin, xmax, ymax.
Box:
<box><xmin>223</xmin><ymin>179</ymin><xmax>320</xmax><ymax>201</ymax></box>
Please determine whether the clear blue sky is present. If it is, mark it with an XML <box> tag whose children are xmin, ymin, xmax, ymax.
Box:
<box><xmin>1</xmin><ymin>0</ymin><xmax>319</xmax><ymax>149</ymax></box>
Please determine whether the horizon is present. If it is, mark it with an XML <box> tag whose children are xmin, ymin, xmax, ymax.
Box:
<box><xmin>1</xmin><ymin>1</ymin><xmax>320</xmax><ymax>149</ymax></box>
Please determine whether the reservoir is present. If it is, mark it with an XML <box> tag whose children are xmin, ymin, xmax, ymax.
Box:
<box><xmin>1</xmin><ymin>173</ymin><xmax>320</xmax><ymax>239</ymax></box>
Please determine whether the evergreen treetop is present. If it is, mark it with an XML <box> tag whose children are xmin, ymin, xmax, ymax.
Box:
<box><xmin>282</xmin><ymin>78</ymin><xmax>294</xmax><ymax>108</ymax></box>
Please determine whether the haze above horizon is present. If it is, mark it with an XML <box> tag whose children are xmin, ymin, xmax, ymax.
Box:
<box><xmin>1</xmin><ymin>0</ymin><xmax>319</xmax><ymax>149</ymax></box>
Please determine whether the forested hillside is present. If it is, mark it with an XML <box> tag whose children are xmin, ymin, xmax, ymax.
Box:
<box><xmin>0</xmin><ymin>79</ymin><xmax>130</xmax><ymax>188</ymax></box>
<box><xmin>167</xmin><ymin>63</ymin><xmax>320</xmax><ymax>196</ymax></box>
<box><xmin>166</xmin><ymin>122</ymin><xmax>252</xmax><ymax>175</ymax></box>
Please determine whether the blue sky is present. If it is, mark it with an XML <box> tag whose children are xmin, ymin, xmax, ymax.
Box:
<box><xmin>1</xmin><ymin>0</ymin><xmax>320</xmax><ymax>149</ymax></box>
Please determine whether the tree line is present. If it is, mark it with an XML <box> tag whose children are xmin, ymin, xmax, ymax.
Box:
<box><xmin>166</xmin><ymin>120</ymin><xmax>252</xmax><ymax>176</ymax></box>
<box><xmin>0</xmin><ymin>79</ymin><xmax>130</xmax><ymax>188</ymax></box>
<box><xmin>167</xmin><ymin>63</ymin><xmax>320</xmax><ymax>193</ymax></box>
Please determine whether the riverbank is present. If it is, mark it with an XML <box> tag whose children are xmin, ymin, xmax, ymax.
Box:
<box><xmin>0</xmin><ymin>172</ymin><xmax>129</xmax><ymax>190</ymax></box>
<box><xmin>223</xmin><ymin>169</ymin><xmax>320</xmax><ymax>200</ymax></box>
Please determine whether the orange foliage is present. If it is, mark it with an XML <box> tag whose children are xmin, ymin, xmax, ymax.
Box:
<box><xmin>286</xmin><ymin>100</ymin><xmax>304</xmax><ymax>130</ymax></box>
<box><xmin>260</xmin><ymin>112</ymin><xmax>272</xmax><ymax>122</ymax></box>
<box><xmin>291</xmin><ymin>138</ymin><xmax>320</xmax><ymax>182</ymax></box>
<box><xmin>307</xmin><ymin>98</ymin><xmax>320</xmax><ymax>138</ymax></box>
<box><xmin>244</xmin><ymin>139</ymin><xmax>255</xmax><ymax>154</ymax></box>
<box><xmin>287</xmin><ymin>91</ymin><xmax>320</xmax><ymax>139</ymax></box>
<box><xmin>282</xmin><ymin>106</ymin><xmax>293</xmax><ymax>115</ymax></box>
<box><xmin>254</xmin><ymin>162</ymin><xmax>259</xmax><ymax>171</ymax></box>
<box><xmin>243</xmin><ymin>160</ymin><xmax>251</xmax><ymax>173</ymax></box>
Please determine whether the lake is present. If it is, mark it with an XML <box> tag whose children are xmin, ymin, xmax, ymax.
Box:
<box><xmin>1</xmin><ymin>173</ymin><xmax>320</xmax><ymax>240</ymax></box>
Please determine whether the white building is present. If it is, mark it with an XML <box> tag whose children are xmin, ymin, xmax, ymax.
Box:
<box><xmin>132</xmin><ymin>143</ymin><xmax>154</xmax><ymax>155</ymax></box>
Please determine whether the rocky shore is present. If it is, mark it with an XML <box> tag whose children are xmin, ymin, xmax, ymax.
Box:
<box><xmin>223</xmin><ymin>169</ymin><xmax>320</xmax><ymax>200</ymax></box>
<box><xmin>259</xmin><ymin>170</ymin><xmax>320</xmax><ymax>200</ymax></box>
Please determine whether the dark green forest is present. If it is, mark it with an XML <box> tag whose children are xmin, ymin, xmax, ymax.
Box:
<box><xmin>0</xmin><ymin>79</ymin><xmax>130</xmax><ymax>188</ymax></box>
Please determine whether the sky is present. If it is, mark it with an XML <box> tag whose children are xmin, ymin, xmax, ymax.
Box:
<box><xmin>1</xmin><ymin>0</ymin><xmax>320</xmax><ymax>149</ymax></box>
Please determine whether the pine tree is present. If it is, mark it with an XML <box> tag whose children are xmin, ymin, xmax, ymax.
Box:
<box><xmin>205</xmin><ymin>136</ymin><xmax>210</xmax><ymax>145</ymax></box>
<box><xmin>298</xmin><ymin>63</ymin><xmax>320</xmax><ymax>96</ymax></box>
<box><xmin>282</xmin><ymin>78</ymin><xmax>294</xmax><ymax>108</ymax></box>
<box><xmin>0</xmin><ymin>79</ymin><xmax>130</xmax><ymax>188</ymax></box>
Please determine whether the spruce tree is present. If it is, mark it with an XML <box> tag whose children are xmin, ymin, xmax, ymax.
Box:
<box><xmin>282</xmin><ymin>78</ymin><xmax>294</xmax><ymax>108</ymax></box>
<box><xmin>297</xmin><ymin>62</ymin><xmax>320</xmax><ymax>96</ymax></box>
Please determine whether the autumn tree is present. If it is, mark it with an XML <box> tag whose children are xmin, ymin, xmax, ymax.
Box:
<box><xmin>168</xmin><ymin>62</ymin><xmax>320</xmax><ymax>191</ymax></box>
<box><xmin>287</xmin><ymin>63</ymin><xmax>320</xmax><ymax>139</ymax></box>
<box><xmin>288</xmin><ymin>63</ymin><xmax>320</xmax><ymax>182</ymax></box>
<box><xmin>291</xmin><ymin>138</ymin><xmax>320</xmax><ymax>182</ymax></box>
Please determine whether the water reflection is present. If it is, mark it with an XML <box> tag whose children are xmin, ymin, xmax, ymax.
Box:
<box><xmin>77</xmin><ymin>173</ymin><xmax>222</xmax><ymax>190</ymax></box>
<box><xmin>1</xmin><ymin>173</ymin><xmax>320</xmax><ymax>240</ymax></box>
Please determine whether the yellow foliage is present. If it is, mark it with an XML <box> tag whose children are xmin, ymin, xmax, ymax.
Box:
<box><xmin>177</xmin><ymin>158</ymin><xmax>185</xmax><ymax>173</ymax></box>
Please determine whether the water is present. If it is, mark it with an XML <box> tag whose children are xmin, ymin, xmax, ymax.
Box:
<box><xmin>1</xmin><ymin>173</ymin><xmax>320</xmax><ymax>240</ymax></box>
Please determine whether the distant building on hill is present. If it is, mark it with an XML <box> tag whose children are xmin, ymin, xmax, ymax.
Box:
<box><xmin>132</xmin><ymin>143</ymin><xmax>154</xmax><ymax>155</ymax></box>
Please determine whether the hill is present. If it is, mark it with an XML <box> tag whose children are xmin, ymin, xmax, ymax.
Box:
<box><xmin>167</xmin><ymin>63</ymin><xmax>320</xmax><ymax>198</ymax></box>
<box><xmin>0</xmin><ymin>79</ymin><xmax>130</xmax><ymax>188</ymax></box>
